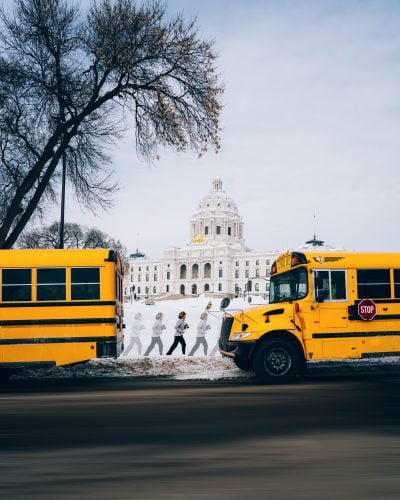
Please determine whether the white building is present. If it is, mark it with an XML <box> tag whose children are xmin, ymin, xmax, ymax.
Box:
<box><xmin>124</xmin><ymin>177</ymin><xmax>280</xmax><ymax>301</ymax></box>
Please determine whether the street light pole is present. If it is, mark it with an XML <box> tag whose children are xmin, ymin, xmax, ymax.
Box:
<box><xmin>59</xmin><ymin>149</ymin><xmax>66</xmax><ymax>249</ymax></box>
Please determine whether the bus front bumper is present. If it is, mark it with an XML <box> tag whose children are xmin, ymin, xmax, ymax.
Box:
<box><xmin>219</xmin><ymin>341</ymin><xmax>256</xmax><ymax>360</ymax></box>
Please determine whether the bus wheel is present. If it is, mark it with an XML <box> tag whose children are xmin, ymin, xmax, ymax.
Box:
<box><xmin>233</xmin><ymin>356</ymin><xmax>253</xmax><ymax>372</ymax></box>
<box><xmin>253</xmin><ymin>340</ymin><xmax>300</xmax><ymax>383</ymax></box>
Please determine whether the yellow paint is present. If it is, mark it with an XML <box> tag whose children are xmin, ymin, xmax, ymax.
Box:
<box><xmin>0</xmin><ymin>249</ymin><xmax>124</xmax><ymax>368</ymax></box>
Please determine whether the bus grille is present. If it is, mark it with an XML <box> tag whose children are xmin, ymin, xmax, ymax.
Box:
<box><xmin>219</xmin><ymin>317</ymin><xmax>234</xmax><ymax>350</ymax></box>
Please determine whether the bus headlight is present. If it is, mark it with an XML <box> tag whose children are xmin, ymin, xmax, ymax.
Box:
<box><xmin>230</xmin><ymin>332</ymin><xmax>253</xmax><ymax>341</ymax></box>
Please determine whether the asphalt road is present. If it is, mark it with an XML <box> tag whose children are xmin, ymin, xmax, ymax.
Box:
<box><xmin>1</xmin><ymin>373</ymin><xmax>400</xmax><ymax>500</ymax></box>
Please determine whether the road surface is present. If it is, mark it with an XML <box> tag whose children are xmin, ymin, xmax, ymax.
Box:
<box><xmin>1</xmin><ymin>373</ymin><xmax>400</xmax><ymax>499</ymax></box>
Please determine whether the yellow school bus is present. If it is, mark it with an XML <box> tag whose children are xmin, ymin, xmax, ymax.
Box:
<box><xmin>219</xmin><ymin>251</ymin><xmax>400</xmax><ymax>382</ymax></box>
<box><xmin>0</xmin><ymin>249</ymin><xmax>124</xmax><ymax>379</ymax></box>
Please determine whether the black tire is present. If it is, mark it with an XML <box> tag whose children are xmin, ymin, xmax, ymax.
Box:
<box><xmin>233</xmin><ymin>356</ymin><xmax>253</xmax><ymax>372</ymax></box>
<box><xmin>253</xmin><ymin>339</ymin><xmax>300</xmax><ymax>383</ymax></box>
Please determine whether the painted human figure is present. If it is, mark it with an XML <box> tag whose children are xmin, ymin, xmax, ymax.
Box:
<box><xmin>144</xmin><ymin>312</ymin><xmax>166</xmax><ymax>356</ymax></box>
<box><xmin>166</xmin><ymin>311</ymin><xmax>189</xmax><ymax>355</ymax></box>
<box><xmin>189</xmin><ymin>312</ymin><xmax>211</xmax><ymax>356</ymax></box>
<box><xmin>123</xmin><ymin>312</ymin><xmax>145</xmax><ymax>356</ymax></box>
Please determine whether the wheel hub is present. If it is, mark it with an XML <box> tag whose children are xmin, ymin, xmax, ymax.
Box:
<box><xmin>265</xmin><ymin>347</ymin><xmax>291</xmax><ymax>376</ymax></box>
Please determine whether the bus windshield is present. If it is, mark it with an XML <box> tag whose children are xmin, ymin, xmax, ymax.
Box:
<box><xmin>269</xmin><ymin>267</ymin><xmax>308</xmax><ymax>304</ymax></box>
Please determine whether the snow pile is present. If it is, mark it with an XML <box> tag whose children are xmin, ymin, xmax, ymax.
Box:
<box><xmin>15</xmin><ymin>357</ymin><xmax>250</xmax><ymax>381</ymax></box>
<box><xmin>13</xmin><ymin>296</ymin><xmax>261</xmax><ymax>381</ymax></box>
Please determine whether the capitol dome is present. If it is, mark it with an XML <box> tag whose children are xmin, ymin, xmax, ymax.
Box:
<box><xmin>190</xmin><ymin>177</ymin><xmax>244</xmax><ymax>244</ymax></box>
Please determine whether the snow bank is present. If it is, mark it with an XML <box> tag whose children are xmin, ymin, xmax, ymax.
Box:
<box><xmin>15</xmin><ymin>357</ymin><xmax>250</xmax><ymax>381</ymax></box>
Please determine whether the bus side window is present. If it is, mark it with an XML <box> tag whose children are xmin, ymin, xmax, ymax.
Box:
<box><xmin>2</xmin><ymin>268</ymin><xmax>32</xmax><ymax>302</ymax></box>
<box><xmin>314</xmin><ymin>270</ymin><xmax>347</xmax><ymax>302</ymax></box>
<box><xmin>314</xmin><ymin>271</ymin><xmax>329</xmax><ymax>302</ymax></box>
<box><xmin>71</xmin><ymin>268</ymin><xmax>100</xmax><ymax>300</ymax></box>
<box><xmin>331</xmin><ymin>271</ymin><xmax>346</xmax><ymax>300</ymax></box>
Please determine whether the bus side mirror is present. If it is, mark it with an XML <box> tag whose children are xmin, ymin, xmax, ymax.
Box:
<box><xmin>220</xmin><ymin>297</ymin><xmax>230</xmax><ymax>310</ymax></box>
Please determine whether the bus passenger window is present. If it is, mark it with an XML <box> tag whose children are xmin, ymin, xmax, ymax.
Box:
<box><xmin>2</xmin><ymin>269</ymin><xmax>32</xmax><ymax>302</ymax></box>
<box><xmin>357</xmin><ymin>269</ymin><xmax>390</xmax><ymax>299</ymax></box>
<box><xmin>71</xmin><ymin>268</ymin><xmax>100</xmax><ymax>300</ymax></box>
<box><xmin>37</xmin><ymin>268</ymin><xmax>66</xmax><ymax>301</ymax></box>
<box><xmin>394</xmin><ymin>269</ymin><xmax>400</xmax><ymax>298</ymax></box>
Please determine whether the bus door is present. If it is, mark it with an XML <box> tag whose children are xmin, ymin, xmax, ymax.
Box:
<box><xmin>312</xmin><ymin>269</ymin><xmax>348</xmax><ymax>329</ymax></box>
<box><xmin>311</xmin><ymin>269</ymin><xmax>355</xmax><ymax>358</ymax></box>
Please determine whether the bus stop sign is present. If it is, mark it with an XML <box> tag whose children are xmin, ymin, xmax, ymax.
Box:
<box><xmin>358</xmin><ymin>299</ymin><xmax>377</xmax><ymax>321</ymax></box>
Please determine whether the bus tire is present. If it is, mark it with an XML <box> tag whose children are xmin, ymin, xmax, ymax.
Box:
<box><xmin>253</xmin><ymin>339</ymin><xmax>300</xmax><ymax>383</ymax></box>
<box><xmin>233</xmin><ymin>356</ymin><xmax>253</xmax><ymax>372</ymax></box>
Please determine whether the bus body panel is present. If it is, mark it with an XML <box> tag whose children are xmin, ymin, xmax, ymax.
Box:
<box><xmin>0</xmin><ymin>249</ymin><xmax>124</xmax><ymax>369</ymax></box>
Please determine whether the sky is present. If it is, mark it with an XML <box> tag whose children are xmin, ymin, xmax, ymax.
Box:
<box><xmin>3</xmin><ymin>0</ymin><xmax>400</xmax><ymax>256</ymax></box>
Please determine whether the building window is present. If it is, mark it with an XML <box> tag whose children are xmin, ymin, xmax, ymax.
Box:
<box><xmin>166</xmin><ymin>271</ymin><xmax>171</xmax><ymax>280</ymax></box>
<box><xmin>154</xmin><ymin>266</ymin><xmax>157</xmax><ymax>271</ymax></box>
<box><xmin>218</xmin><ymin>268</ymin><xmax>223</xmax><ymax>278</ymax></box>
<box><xmin>256</xmin><ymin>260</ymin><xmax>259</xmax><ymax>266</ymax></box>
<box><xmin>146</xmin><ymin>266</ymin><xmax>149</xmax><ymax>271</ymax></box>
<box><xmin>137</xmin><ymin>286</ymin><xmax>141</xmax><ymax>294</ymax></box>
<box><xmin>138</xmin><ymin>267</ymin><xmax>141</xmax><ymax>271</ymax></box>
<box><xmin>204</xmin><ymin>283</ymin><xmax>210</xmax><ymax>292</ymax></box>
<box><xmin>180</xmin><ymin>264</ymin><xmax>187</xmax><ymax>279</ymax></box>
<box><xmin>154</xmin><ymin>274</ymin><xmax>157</xmax><ymax>281</ymax></box>
<box><xmin>167</xmin><ymin>264</ymin><xmax>170</xmax><ymax>268</ymax></box>
<box><xmin>218</xmin><ymin>283</ymin><xmax>222</xmax><ymax>292</ymax></box>
<box><xmin>245</xmin><ymin>261</ymin><xmax>249</xmax><ymax>267</ymax></box>
<box><xmin>235</xmin><ymin>270</ymin><xmax>239</xmax><ymax>279</ymax></box>
<box><xmin>205</xmin><ymin>226</ymin><xmax>209</xmax><ymax>235</ymax></box>
<box><xmin>145</xmin><ymin>287</ymin><xmax>149</xmax><ymax>295</ymax></box>
<box><xmin>130</xmin><ymin>267</ymin><xmax>133</xmax><ymax>272</ymax></box>
<box><xmin>228</xmin><ymin>227</ymin><xmax>231</xmax><ymax>236</ymax></box>
<box><xmin>153</xmin><ymin>286</ymin><xmax>157</xmax><ymax>294</ymax></box>
<box><xmin>130</xmin><ymin>275</ymin><xmax>134</xmax><ymax>282</ymax></box>
<box><xmin>192</xmin><ymin>264</ymin><xmax>199</xmax><ymax>279</ymax></box>
<box><xmin>138</xmin><ymin>275</ymin><xmax>141</xmax><ymax>282</ymax></box>
<box><xmin>146</xmin><ymin>274</ymin><xmax>149</xmax><ymax>282</ymax></box>
<box><xmin>245</xmin><ymin>270</ymin><xmax>249</xmax><ymax>278</ymax></box>
<box><xmin>255</xmin><ymin>269</ymin><xmax>260</xmax><ymax>277</ymax></box>
<box><xmin>266</xmin><ymin>260</ymin><xmax>270</xmax><ymax>266</ymax></box>
<box><xmin>265</xmin><ymin>270</ymin><xmax>270</xmax><ymax>277</ymax></box>
<box><xmin>255</xmin><ymin>283</ymin><xmax>260</xmax><ymax>292</ymax></box>
<box><xmin>204</xmin><ymin>263</ymin><xmax>211</xmax><ymax>279</ymax></box>
<box><xmin>71</xmin><ymin>267</ymin><xmax>100</xmax><ymax>300</ymax></box>
<box><xmin>216</xmin><ymin>225</ymin><xmax>221</xmax><ymax>235</ymax></box>
<box><xmin>166</xmin><ymin>285</ymin><xmax>170</xmax><ymax>293</ymax></box>
<box><xmin>235</xmin><ymin>260</ymin><xmax>239</xmax><ymax>267</ymax></box>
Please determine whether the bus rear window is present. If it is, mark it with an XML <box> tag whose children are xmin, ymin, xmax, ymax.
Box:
<box><xmin>2</xmin><ymin>269</ymin><xmax>32</xmax><ymax>302</ymax></box>
<box><xmin>71</xmin><ymin>268</ymin><xmax>100</xmax><ymax>300</ymax></box>
<box><xmin>357</xmin><ymin>269</ymin><xmax>390</xmax><ymax>299</ymax></box>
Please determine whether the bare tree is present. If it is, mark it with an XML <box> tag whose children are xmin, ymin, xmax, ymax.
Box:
<box><xmin>0</xmin><ymin>0</ymin><xmax>223</xmax><ymax>249</ymax></box>
<box><xmin>19</xmin><ymin>221</ymin><xmax>127</xmax><ymax>257</ymax></box>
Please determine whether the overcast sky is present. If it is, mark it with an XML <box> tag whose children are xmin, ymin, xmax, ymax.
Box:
<box><xmin>4</xmin><ymin>0</ymin><xmax>400</xmax><ymax>256</ymax></box>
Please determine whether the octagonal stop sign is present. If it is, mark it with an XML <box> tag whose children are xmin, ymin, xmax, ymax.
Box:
<box><xmin>358</xmin><ymin>299</ymin><xmax>377</xmax><ymax>321</ymax></box>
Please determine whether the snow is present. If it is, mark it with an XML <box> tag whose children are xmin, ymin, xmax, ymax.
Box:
<box><xmin>14</xmin><ymin>296</ymin><xmax>261</xmax><ymax>381</ymax></box>
<box><xmin>12</xmin><ymin>295</ymin><xmax>400</xmax><ymax>381</ymax></box>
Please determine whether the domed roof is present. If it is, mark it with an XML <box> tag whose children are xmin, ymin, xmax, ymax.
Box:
<box><xmin>193</xmin><ymin>177</ymin><xmax>240</xmax><ymax>217</ymax></box>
